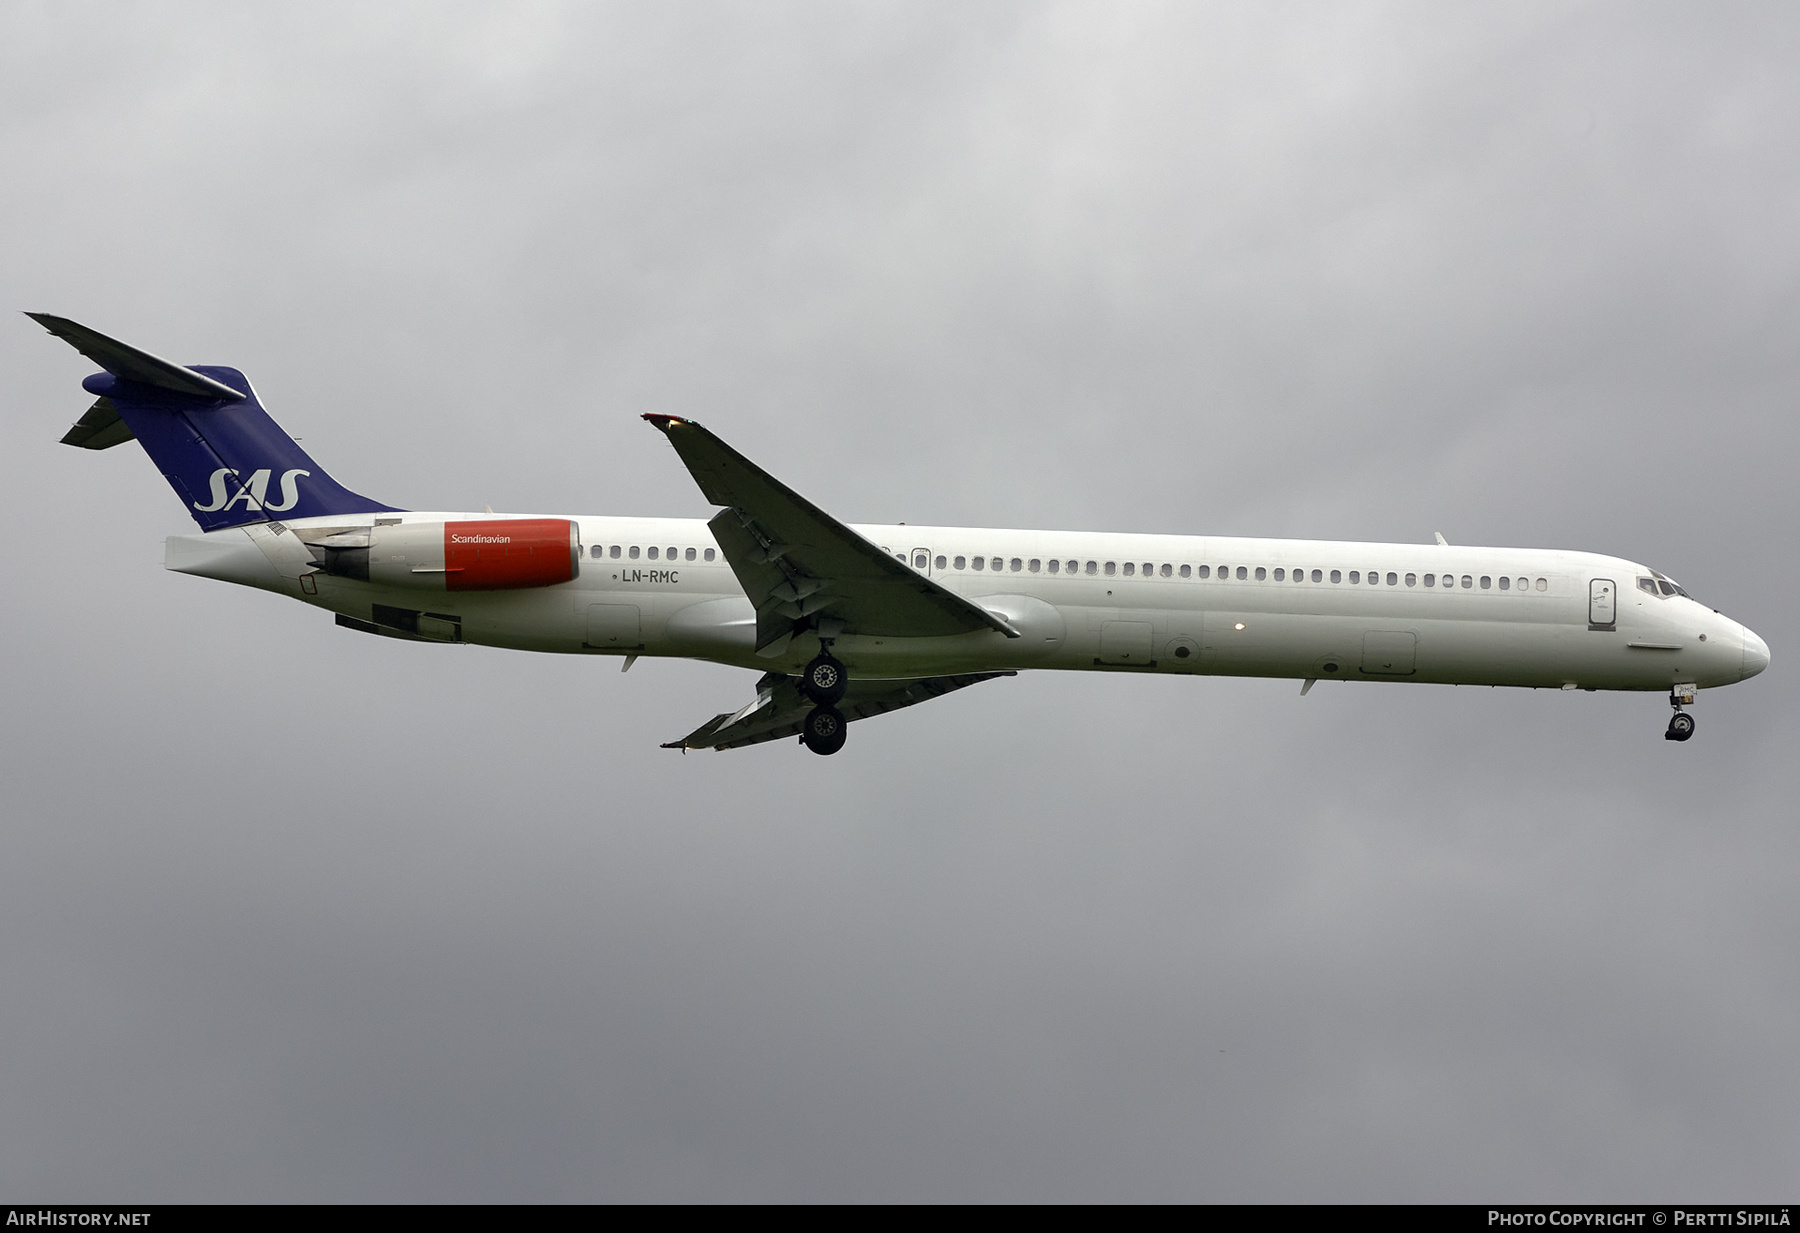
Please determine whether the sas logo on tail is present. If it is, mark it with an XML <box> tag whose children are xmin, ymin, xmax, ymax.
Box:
<box><xmin>193</xmin><ymin>467</ymin><xmax>311</xmax><ymax>513</ymax></box>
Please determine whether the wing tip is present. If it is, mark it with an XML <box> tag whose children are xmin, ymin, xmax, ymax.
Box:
<box><xmin>642</xmin><ymin>413</ymin><xmax>688</xmax><ymax>435</ymax></box>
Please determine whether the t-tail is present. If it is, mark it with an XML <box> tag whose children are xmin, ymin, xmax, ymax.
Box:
<box><xmin>31</xmin><ymin>313</ymin><xmax>398</xmax><ymax>530</ymax></box>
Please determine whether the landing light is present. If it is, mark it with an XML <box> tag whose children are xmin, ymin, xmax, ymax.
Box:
<box><xmin>1234</xmin><ymin>622</ymin><xmax>1246</xmax><ymax>630</ymax></box>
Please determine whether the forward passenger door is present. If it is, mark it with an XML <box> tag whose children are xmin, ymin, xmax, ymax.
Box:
<box><xmin>1589</xmin><ymin>579</ymin><xmax>1617</xmax><ymax>630</ymax></box>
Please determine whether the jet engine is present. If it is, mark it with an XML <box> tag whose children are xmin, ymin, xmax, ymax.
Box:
<box><xmin>301</xmin><ymin>519</ymin><xmax>580</xmax><ymax>591</ymax></box>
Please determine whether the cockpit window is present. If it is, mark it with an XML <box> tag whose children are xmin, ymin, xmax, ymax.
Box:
<box><xmin>1638</xmin><ymin>577</ymin><xmax>1659</xmax><ymax>595</ymax></box>
<box><xmin>1648</xmin><ymin>570</ymin><xmax>1693</xmax><ymax>599</ymax></box>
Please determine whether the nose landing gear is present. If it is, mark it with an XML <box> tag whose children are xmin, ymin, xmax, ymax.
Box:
<box><xmin>1665</xmin><ymin>683</ymin><xmax>1697</xmax><ymax>742</ymax></box>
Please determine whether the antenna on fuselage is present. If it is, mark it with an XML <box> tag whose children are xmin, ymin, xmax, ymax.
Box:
<box><xmin>1434</xmin><ymin>531</ymin><xmax>1449</xmax><ymax>546</ymax></box>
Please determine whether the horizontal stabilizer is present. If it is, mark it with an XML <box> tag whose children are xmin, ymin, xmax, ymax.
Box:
<box><xmin>27</xmin><ymin>312</ymin><xmax>245</xmax><ymax>401</ymax></box>
<box><xmin>59</xmin><ymin>397</ymin><xmax>136</xmax><ymax>450</ymax></box>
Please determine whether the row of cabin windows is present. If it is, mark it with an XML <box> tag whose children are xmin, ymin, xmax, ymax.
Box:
<box><xmin>581</xmin><ymin>541</ymin><xmax>1546</xmax><ymax>594</ymax></box>
<box><xmin>929</xmin><ymin>554</ymin><xmax>1548</xmax><ymax>592</ymax></box>
<box><xmin>589</xmin><ymin>544</ymin><xmax>717</xmax><ymax>562</ymax></box>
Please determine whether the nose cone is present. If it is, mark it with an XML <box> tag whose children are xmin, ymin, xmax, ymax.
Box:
<box><xmin>1742</xmin><ymin>627</ymin><xmax>1770</xmax><ymax>680</ymax></box>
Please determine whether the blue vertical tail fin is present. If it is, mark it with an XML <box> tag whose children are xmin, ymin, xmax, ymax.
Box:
<box><xmin>31</xmin><ymin>313</ymin><xmax>399</xmax><ymax>530</ymax></box>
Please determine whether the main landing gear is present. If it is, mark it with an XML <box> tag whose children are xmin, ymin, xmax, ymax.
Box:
<box><xmin>802</xmin><ymin>652</ymin><xmax>847</xmax><ymax>705</ymax></box>
<box><xmin>1665</xmin><ymin>684</ymin><xmax>1697</xmax><ymax>742</ymax></box>
<box><xmin>800</xmin><ymin>649</ymin><xmax>849</xmax><ymax>755</ymax></box>
<box><xmin>801</xmin><ymin>704</ymin><xmax>847</xmax><ymax>756</ymax></box>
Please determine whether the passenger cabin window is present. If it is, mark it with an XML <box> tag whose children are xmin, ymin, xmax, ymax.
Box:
<box><xmin>647</xmin><ymin>547</ymin><xmax>658</xmax><ymax>560</ymax></box>
<box><xmin>1480</xmin><ymin>576</ymin><xmax>1491</xmax><ymax>589</ymax></box>
<box><xmin>1405</xmin><ymin>573</ymin><xmax>1417</xmax><ymax>586</ymax></box>
<box><xmin>914</xmin><ymin>552</ymin><xmax>928</xmax><ymax>569</ymax></box>
<box><xmin>1086</xmin><ymin>561</ymin><xmax>1097</xmax><ymax>575</ymax></box>
<box><xmin>610</xmin><ymin>545</ymin><xmax>621</xmax><ymax>559</ymax></box>
<box><xmin>1047</xmin><ymin>559</ymin><xmax>1059</xmax><ymax>574</ymax></box>
<box><xmin>1254</xmin><ymin>567</ymin><xmax>1266</xmax><ymax>580</ymax></box>
<box><xmin>1030</xmin><ymin>559</ymin><xmax>1041</xmax><ymax>573</ymax></box>
<box><xmin>590</xmin><ymin>545</ymin><xmax>603</xmax><ymax>559</ymax></box>
<box><xmin>1499</xmin><ymin>576</ymin><xmax>1510</xmax><ymax>590</ymax></box>
<box><xmin>935</xmin><ymin>555</ymin><xmax>946</xmax><ymax>569</ymax></box>
<box><xmin>1461</xmin><ymin>575</ymin><xmax>1473</xmax><ymax>589</ymax></box>
<box><xmin>1010</xmin><ymin>558</ymin><xmax>1021</xmax><ymax>572</ymax></box>
<box><xmin>1536</xmin><ymin>578</ymin><xmax>1547</xmax><ymax>591</ymax></box>
<box><xmin>1198</xmin><ymin>565</ymin><xmax>1210</xmax><ymax>578</ymax></box>
<box><xmin>1349</xmin><ymin>571</ymin><xmax>1360</xmax><ymax>584</ymax></box>
<box><xmin>705</xmin><ymin>548</ymin><xmax>715</xmax><ymax>562</ymax></box>
<box><xmin>1330</xmin><ymin>570</ymin><xmax>1341</xmax><ymax>583</ymax></box>
<box><xmin>1105</xmin><ymin>562</ymin><xmax>1117</xmax><ymax>576</ymax></box>
<box><xmin>1161</xmin><ymin>563</ymin><xmax>1172</xmax><ymax>578</ymax></box>
<box><xmin>1179</xmin><ymin>564</ymin><xmax>1191</xmax><ymax>578</ymax></box>
<box><xmin>1236</xmin><ymin>566</ymin><xmax>1247</xmax><ymax>580</ymax></box>
<box><xmin>1123</xmin><ymin>562</ymin><xmax>1135</xmax><ymax>576</ymax></box>
<box><xmin>1424</xmin><ymin>574</ymin><xmax>1435</xmax><ymax>587</ymax></box>
<box><xmin>1311</xmin><ymin>569</ymin><xmax>1322</xmax><ymax>582</ymax></box>
<box><xmin>1387</xmin><ymin>572</ymin><xmax>1398</xmax><ymax>585</ymax></box>
<box><xmin>972</xmin><ymin>557</ymin><xmax>984</xmax><ymax>570</ymax></box>
<box><xmin>629</xmin><ymin>546</ymin><xmax>640</xmax><ymax>559</ymax></box>
<box><xmin>686</xmin><ymin>547</ymin><xmax>697</xmax><ymax>561</ymax></box>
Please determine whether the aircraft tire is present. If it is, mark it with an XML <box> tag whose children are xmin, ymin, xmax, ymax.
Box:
<box><xmin>802</xmin><ymin>705</ymin><xmax>847</xmax><ymax>755</ymax></box>
<box><xmin>1665</xmin><ymin>712</ymin><xmax>1695</xmax><ymax>742</ymax></box>
<box><xmin>802</xmin><ymin>653</ymin><xmax>848</xmax><ymax>705</ymax></box>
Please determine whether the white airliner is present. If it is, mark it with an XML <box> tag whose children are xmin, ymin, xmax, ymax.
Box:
<box><xmin>35</xmin><ymin>313</ymin><xmax>1769</xmax><ymax>754</ymax></box>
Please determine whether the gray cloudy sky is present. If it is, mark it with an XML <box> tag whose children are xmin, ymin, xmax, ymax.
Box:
<box><xmin>2</xmin><ymin>0</ymin><xmax>1796</xmax><ymax>1202</ymax></box>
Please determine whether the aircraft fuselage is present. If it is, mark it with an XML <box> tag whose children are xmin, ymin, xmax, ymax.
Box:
<box><xmin>171</xmin><ymin>512</ymin><xmax>1765</xmax><ymax>695</ymax></box>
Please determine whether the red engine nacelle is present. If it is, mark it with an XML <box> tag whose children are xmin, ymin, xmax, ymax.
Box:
<box><xmin>443</xmin><ymin>519</ymin><xmax>579</xmax><ymax>591</ymax></box>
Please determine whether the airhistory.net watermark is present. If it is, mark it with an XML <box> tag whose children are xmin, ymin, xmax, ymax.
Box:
<box><xmin>6</xmin><ymin>1213</ymin><xmax>151</xmax><ymax>1227</ymax></box>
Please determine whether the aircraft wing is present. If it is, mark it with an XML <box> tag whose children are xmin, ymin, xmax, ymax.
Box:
<box><xmin>643</xmin><ymin>414</ymin><xmax>1020</xmax><ymax>655</ymax></box>
<box><xmin>664</xmin><ymin>669</ymin><xmax>1016</xmax><ymax>751</ymax></box>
